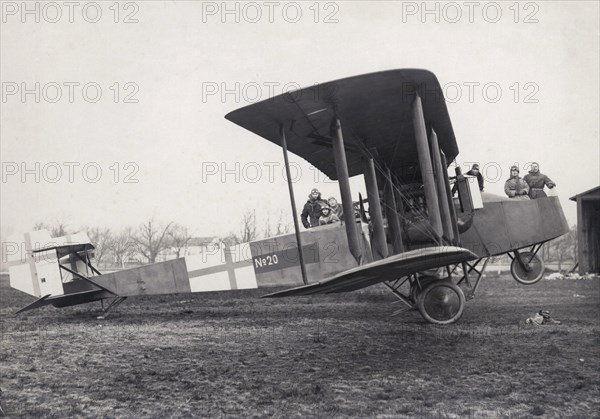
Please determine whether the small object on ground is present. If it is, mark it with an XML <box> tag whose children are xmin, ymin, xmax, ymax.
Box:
<box><xmin>526</xmin><ymin>309</ymin><xmax>561</xmax><ymax>325</ymax></box>
<box><xmin>540</xmin><ymin>309</ymin><xmax>561</xmax><ymax>324</ymax></box>
<box><xmin>525</xmin><ymin>312</ymin><xmax>544</xmax><ymax>325</ymax></box>
<box><xmin>545</xmin><ymin>272</ymin><xmax>599</xmax><ymax>281</ymax></box>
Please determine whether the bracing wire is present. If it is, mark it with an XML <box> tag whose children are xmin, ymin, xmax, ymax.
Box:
<box><xmin>345</xmin><ymin>130</ymin><xmax>441</xmax><ymax>244</ymax></box>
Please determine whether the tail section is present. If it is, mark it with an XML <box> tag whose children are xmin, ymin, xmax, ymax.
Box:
<box><xmin>7</xmin><ymin>230</ymin><xmax>97</xmax><ymax>297</ymax></box>
<box><xmin>7</xmin><ymin>223</ymin><xmax>368</xmax><ymax>312</ymax></box>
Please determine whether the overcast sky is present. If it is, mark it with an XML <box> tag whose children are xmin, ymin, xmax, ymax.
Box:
<box><xmin>1</xmin><ymin>1</ymin><xmax>598</xmax><ymax>239</ymax></box>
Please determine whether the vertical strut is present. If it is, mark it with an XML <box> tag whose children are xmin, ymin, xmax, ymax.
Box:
<box><xmin>363</xmin><ymin>158</ymin><xmax>388</xmax><ymax>260</ymax></box>
<box><xmin>281</xmin><ymin>125</ymin><xmax>308</xmax><ymax>285</ymax></box>
<box><xmin>385</xmin><ymin>168</ymin><xmax>404</xmax><ymax>254</ymax></box>
<box><xmin>331</xmin><ymin>117</ymin><xmax>363</xmax><ymax>264</ymax></box>
<box><xmin>440</xmin><ymin>150</ymin><xmax>460</xmax><ymax>245</ymax></box>
<box><xmin>413</xmin><ymin>93</ymin><xmax>443</xmax><ymax>243</ymax></box>
<box><xmin>430</xmin><ymin>129</ymin><xmax>453</xmax><ymax>244</ymax></box>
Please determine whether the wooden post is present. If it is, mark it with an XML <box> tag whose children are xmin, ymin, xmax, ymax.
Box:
<box><xmin>412</xmin><ymin>93</ymin><xmax>443</xmax><ymax>243</ymax></box>
<box><xmin>363</xmin><ymin>158</ymin><xmax>388</xmax><ymax>260</ymax></box>
<box><xmin>280</xmin><ymin>125</ymin><xmax>308</xmax><ymax>285</ymax></box>
<box><xmin>331</xmin><ymin>118</ymin><xmax>363</xmax><ymax>264</ymax></box>
<box><xmin>576</xmin><ymin>196</ymin><xmax>585</xmax><ymax>275</ymax></box>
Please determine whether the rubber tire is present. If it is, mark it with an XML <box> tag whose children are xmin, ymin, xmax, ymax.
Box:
<box><xmin>511</xmin><ymin>251</ymin><xmax>545</xmax><ymax>285</ymax></box>
<box><xmin>410</xmin><ymin>276</ymin><xmax>437</xmax><ymax>303</ymax></box>
<box><xmin>417</xmin><ymin>280</ymin><xmax>465</xmax><ymax>325</ymax></box>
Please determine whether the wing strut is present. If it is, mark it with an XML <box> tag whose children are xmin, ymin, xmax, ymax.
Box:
<box><xmin>73</xmin><ymin>247</ymin><xmax>102</xmax><ymax>276</ymax></box>
<box><xmin>430</xmin><ymin>128</ymin><xmax>454</xmax><ymax>244</ymax></box>
<box><xmin>363</xmin><ymin>158</ymin><xmax>388</xmax><ymax>260</ymax></box>
<box><xmin>440</xmin><ymin>150</ymin><xmax>461</xmax><ymax>245</ymax></box>
<box><xmin>331</xmin><ymin>117</ymin><xmax>363</xmax><ymax>264</ymax></box>
<box><xmin>413</xmin><ymin>93</ymin><xmax>443</xmax><ymax>243</ymax></box>
<box><xmin>280</xmin><ymin>125</ymin><xmax>308</xmax><ymax>285</ymax></box>
<box><xmin>384</xmin><ymin>168</ymin><xmax>405</xmax><ymax>254</ymax></box>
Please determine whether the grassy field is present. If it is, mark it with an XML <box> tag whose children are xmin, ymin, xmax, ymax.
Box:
<box><xmin>1</xmin><ymin>273</ymin><xmax>598</xmax><ymax>418</ymax></box>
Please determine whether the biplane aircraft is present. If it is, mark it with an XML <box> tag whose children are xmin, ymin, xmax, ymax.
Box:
<box><xmin>7</xmin><ymin>69</ymin><xmax>569</xmax><ymax>324</ymax></box>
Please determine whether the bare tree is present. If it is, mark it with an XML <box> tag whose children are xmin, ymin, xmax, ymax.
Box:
<box><xmin>274</xmin><ymin>210</ymin><xmax>292</xmax><ymax>235</ymax></box>
<box><xmin>107</xmin><ymin>228</ymin><xmax>137</xmax><ymax>269</ymax></box>
<box><xmin>87</xmin><ymin>227</ymin><xmax>113</xmax><ymax>269</ymax></box>
<box><xmin>221</xmin><ymin>233</ymin><xmax>241</xmax><ymax>247</ymax></box>
<box><xmin>261</xmin><ymin>210</ymin><xmax>292</xmax><ymax>238</ymax></box>
<box><xmin>132</xmin><ymin>219</ymin><xmax>173</xmax><ymax>264</ymax></box>
<box><xmin>33</xmin><ymin>220</ymin><xmax>70</xmax><ymax>237</ymax></box>
<box><xmin>551</xmin><ymin>225</ymin><xmax>577</xmax><ymax>271</ymax></box>
<box><xmin>262</xmin><ymin>213</ymin><xmax>273</xmax><ymax>239</ymax></box>
<box><xmin>240</xmin><ymin>210</ymin><xmax>257</xmax><ymax>243</ymax></box>
<box><xmin>570</xmin><ymin>225</ymin><xmax>578</xmax><ymax>261</ymax></box>
<box><xmin>168</xmin><ymin>223</ymin><xmax>194</xmax><ymax>258</ymax></box>
<box><xmin>542</xmin><ymin>242</ymin><xmax>550</xmax><ymax>263</ymax></box>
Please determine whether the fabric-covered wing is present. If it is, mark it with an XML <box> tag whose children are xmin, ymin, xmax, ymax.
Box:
<box><xmin>263</xmin><ymin>246</ymin><xmax>476</xmax><ymax>297</ymax></box>
<box><xmin>225</xmin><ymin>69</ymin><xmax>457</xmax><ymax>183</ymax></box>
<box><xmin>15</xmin><ymin>290</ymin><xmax>110</xmax><ymax>313</ymax></box>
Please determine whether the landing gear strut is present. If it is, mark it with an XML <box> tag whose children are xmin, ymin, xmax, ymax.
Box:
<box><xmin>384</xmin><ymin>273</ymin><xmax>466</xmax><ymax>324</ymax></box>
<box><xmin>383</xmin><ymin>244</ymin><xmax>547</xmax><ymax>324</ymax></box>
<box><xmin>456</xmin><ymin>258</ymin><xmax>489</xmax><ymax>300</ymax></box>
<box><xmin>97</xmin><ymin>297</ymin><xmax>127</xmax><ymax>319</ymax></box>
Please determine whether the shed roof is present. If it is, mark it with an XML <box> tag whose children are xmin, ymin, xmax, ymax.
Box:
<box><xmin>569</xmin><ymin>186</ymin><xmax>600</xmax><ymax>201</ymax></box>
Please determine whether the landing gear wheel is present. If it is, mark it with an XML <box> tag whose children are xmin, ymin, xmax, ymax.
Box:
<box><xmin>511</xmin><ymin>251</ymin><xmax>545</xmax><ymax>285</ymax></box>
<box><xmin>417</xmin><ymin>280</ymin><xmax>465</xmax><ymax>325</ymax></box>
<box><xmin>410</xmin><ymin>277</ymin><xmax>437</xmax><ymax>304</ymax></box>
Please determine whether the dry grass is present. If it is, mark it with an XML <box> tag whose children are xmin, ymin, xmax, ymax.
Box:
<box><xmin>1</xmin><ymin>273</ymin><xmax>599</xmax><ymax>418</ymax></box>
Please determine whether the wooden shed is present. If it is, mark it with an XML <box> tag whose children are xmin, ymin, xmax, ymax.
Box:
<box><xmin>570</xmin><ymin>186</ymin><xmax>600</xmax><ymax>274</ymax></box>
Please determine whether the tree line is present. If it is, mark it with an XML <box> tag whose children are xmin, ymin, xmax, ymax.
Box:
<box><xmin>2</xmin><ymin>215</ymin><xmax>577</xmax><ymax>272</ymax></box>
<box><xmin>0</xmin><ymin>210</ymin><xmax>292</xmax><ymax>271</ymax></box>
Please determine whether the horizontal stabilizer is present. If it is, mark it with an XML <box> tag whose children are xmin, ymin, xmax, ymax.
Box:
<box><xmin>15</xmin><ymin>290</ymin><xmax>112</xmax><ymax>313</ymax></box>
<box><xmin>263</xmin><ymin>246</ymin><xmax>476</xmax><ymax>297</ymax></box>
<box><xmin>15</xmin><ymin>294</ymin><xmax>52</xmax><ymax>314</ymax></box>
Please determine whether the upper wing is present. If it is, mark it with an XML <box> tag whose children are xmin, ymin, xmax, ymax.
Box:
<box><xmin>225</xmin><ymin>69</ymin><xmax>457</xmax><ymax>183</ymax></box>
<box><xmin>263</xmin><ymin>246</ymin><xmax>476</xmax><ymax>297</ymax></box>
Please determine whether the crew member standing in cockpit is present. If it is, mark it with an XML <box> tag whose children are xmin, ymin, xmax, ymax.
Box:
<box><xmin>524</xmin><ymin>162</ymin><xmax>556</xmax><ymax>199</ymax></box>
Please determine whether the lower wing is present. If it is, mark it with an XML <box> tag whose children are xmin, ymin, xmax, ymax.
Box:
<box><xmin>263</xmin><ymin>246</ymin><xmax>477</xmax><ymax>297</ymax></box>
